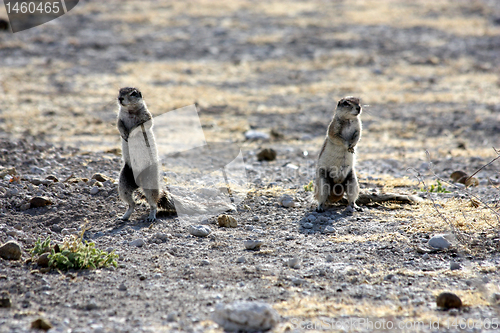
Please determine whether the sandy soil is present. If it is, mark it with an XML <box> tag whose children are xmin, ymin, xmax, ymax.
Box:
<box><xmin>0</xmin><ymin>0</ymin><xmax>500</xmax><ymax>332</ymax></box>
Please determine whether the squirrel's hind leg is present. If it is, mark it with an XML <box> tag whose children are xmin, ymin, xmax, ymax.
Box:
<box><xmin>143</xmin><ymin>188</ymin><xmax>159</xmax><ymax>222</ymax></box>
<box><xmin>118</xmin><ymin>164</ymin><xmax>139</xmax><ymax>220</ymax></box>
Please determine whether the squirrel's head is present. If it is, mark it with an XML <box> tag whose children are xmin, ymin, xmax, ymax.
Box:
<box><xmin>118</xmin><ymin>87</ymin><xmax>144</xmax><ymax>110</ymax></box>
<box><xmin>335</xmin><ymin>96</ymin><xmax>362</xmax><ymax>119</ymax></box>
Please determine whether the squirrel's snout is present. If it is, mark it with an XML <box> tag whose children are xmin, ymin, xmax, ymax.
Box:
<box><xmin>118</xmin><ymin>97</ymin><xmax>124</xmax><ymax>104</ymax></box>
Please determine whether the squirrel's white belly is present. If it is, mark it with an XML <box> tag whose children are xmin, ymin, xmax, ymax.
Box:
<box><xmin>318</xmin><ymin>140</ymin><xmax>355</xmax><ymax>183</ymax></box>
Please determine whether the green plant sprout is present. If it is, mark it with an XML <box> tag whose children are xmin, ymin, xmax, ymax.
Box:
<box><xmin>421</xmin><ymin>180</ymin><xmax>451</xmax><ymax>193</ymax></box>
<box><xmin>29</xmin><ymin>221</ymin><xmax>118</xmax><ymax>270</ymax></box>
<box><xmin>29</xmin><ymin>236</ymin><xmax>51</xmax><ymax>257</ymax></box>
<box><xmin>304</xmin><ymin>180</ymin><xmax>314</xmax><ymax>192</ymax></box>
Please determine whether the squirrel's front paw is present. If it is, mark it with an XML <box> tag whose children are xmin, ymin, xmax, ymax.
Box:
<box><xmin>347</xmin><ymin>147</ymin><xmax>355</xmax><ymax>154</ymax></box>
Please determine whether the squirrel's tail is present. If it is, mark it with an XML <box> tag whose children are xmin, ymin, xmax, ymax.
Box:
<box><xmin>157</xmin><ymin>190</ymin><xmax>177</xmax><ymax>215</ymax></box>
<box><xmin>137</xmin><ymin>189</ymin><xmax>177</xmax><ymax>215</ymax></box>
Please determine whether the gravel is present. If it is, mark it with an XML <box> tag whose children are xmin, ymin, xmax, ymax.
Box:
<box><xmin>1</xmin><ymin>0</ymin><xmax>500</xmax><ymax>331</ymax></box>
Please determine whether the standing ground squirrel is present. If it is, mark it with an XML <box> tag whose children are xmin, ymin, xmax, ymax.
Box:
<box><xmin>315</xmin><ymin>96</ymin><xmax>362</xmax><ymax>212</ymax></box>
<box><xmin>117</xmin><ymin>87</ymin><xmax>175</xmax><ymax>222</ymax></box>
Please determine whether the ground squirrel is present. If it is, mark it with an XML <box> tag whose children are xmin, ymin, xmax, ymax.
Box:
<box><xmin>315</xmin><ymin>96</ymin><xmax>362</xmax><ymax>212</ymax></box>
<box><xmin>117</xmin><ymin>87</ymin><xmax>175</xmax><ymax>222</ymax></box>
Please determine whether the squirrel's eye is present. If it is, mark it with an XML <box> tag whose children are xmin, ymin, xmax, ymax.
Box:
<box><xmin>130</xmin><ymin>91</ymin><xmax>138</xmax><ymax>97</ymax></box>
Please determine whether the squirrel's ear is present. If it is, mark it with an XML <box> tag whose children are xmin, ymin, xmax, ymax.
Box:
<box><xmin>137</xmin><ymin>91</ymin><xmax>142</xmax><ymax>98</ymax></box>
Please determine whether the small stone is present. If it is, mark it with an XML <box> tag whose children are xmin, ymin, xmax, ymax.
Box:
<box><xmin>292</xmin><ymin>278</ymin><xmax>305</xmax><ymax>286</ymax></box>
<box><xmin>0</xmin><ymin>241</ymin><xmax>22</xmax><ymax>260</ymax></box>
<box><xmin>31</xmin><ymin>318</ymin><xmax>53</xmax><ymax>330</ymax></box>
<box><xmin>344</xmin><ymin>205</ymin><xmax>354</xmax><ymax>214</ymax></box>
<box><xmin>316</xmin><ymin>216</ymin><xmax>329</xmax><ymax>223</ymax></box>
<box><xmin>129</xmin><ymin>239</ymin><xmax>145</xmax><ymax>247</ymax></box>
<box><xmin>86</xmin><ymin>300</ymin><xmax>99</xmax><ymax>310</ymax></box>
<box><xmin>166</xmin><ymin>311</ymin><xmax>178</xmax><ymax>322</ymax></box>
<box><xmin>155</xmin><ymin>233</ymin><xmax>168</xmax><ymax>241</ymax></box>
<box><xmin>278</xmin><ymin>194</ymin><xmax>295</xmax><ymax>208</ymax></box>
<box><xmin>323</xmin><ymin>226</ymin><xmax>336</xmax><ymax>234</ymax></box>
<box><xmin>0</xmin><ymin>290</ymin><xmax>11</xmax><ymax>308</ymax></box>
<box><xmin>61</xmin><ymin>228</ymin><xmax>77</xmax><ymax>236</ymax></box>
<box><xmin>30</xmin><ymin>166</ymin><xmax>46</xmax><ymax>174</ymax></box>
<box><xmin>422</xmin><ymin>253</ymin><xmax>430</xmax><ymax>260</ymax></box>
<box><xmin>436</xmin><ymin>292</ymin><xmax>462</xmax><ymax>309</ymax></box>
<box><xmin>236</xmin><ymin>256</ymin><xmax>246</xmax><ymax>263</ymax></box>
<box><xmin>450</xmin><ymin>171</ymin><xmax>478</xmax><ymax>187</ymax></box>
<box><xmin>51</xmin><ymin>224</ymin><xmax>62</xmax><ymax>233</ymax></box>
<box><xmin>200</xmin><ymin>259</ymin><xmax>210</xmax><ymax>266</ymax></box>
<box><xmin>20</xmin><ymin>203</ymin><xmax>31</xmax><ymax>211</ymax></box>
<box><xmin>189</xmin><ymin>225</ymin><xmax>211</xmax><ymax>237</ymax></box>
<box><xmin>7</xmin><ymin>188</ymin><xmax>19</xmax><ymax>196</ymax></box>
<box><xmin>14</xmin><ymin>223</ymin><xmax>22</xmax><ymax>230</ymax></box>
<box><xmin>256</xmin><ymin>148</ymin><xmax>277</xmax><ymax>161</ymax></box>
<box><xmin>244</xmin><ymin>130</ymin><xmax>270</xmax><ymax>141</ymax></box>
<box><xmin>306</xmin><ymin>214</ymin><xmax>316</xmax><ymax>222</ymax></box>
<box><xmin>491</xmin><ymin>292</ymin><xmax>500</xmax><ymax>303</ymax></box>
<box><xmin>218</xmin><ymin>215</ymin><xmax>238</xmax><ymax>228</ymax></box>
<box><xmin>30</xmin><ymin>196</ymin><xmax>53</xmax><ymax>208</ymax></box>
<box><xmin>303</xmin><ymin>222</ymin><xmax>313</xmax><ymax>229</ymax></box>
<box><xmin>326</xmin><ymin>254</ymin><xmax>334</xmax><ymax>262</ymax></box>
<box><xmin>91</xmin><ymin>173</ymin><xmax>109</xmax><ymax>182</ymax></box>
<box><xmin>90</xmin><ymin>186</ymin><xmax>99</xmax><ymax>195</ymax></box>
<box><xmin>287</xmin><ymin>257</ymin><xmax>300</xmax><ymax>269</ymax></box>
<box><xmin>384</xmin><ymin>274</ymin><xmax>398</xmax><ymax>283</ymax></box>
<box><xmin>45</xmin><ymin>175</ymin><xmax>59</xmax><ymax>182</ymax></box>
<box><xmin>412</xmin><ymin>297</ymin><xmax>425</xmax><ymax>306</ymax></box>
<box><xmin>399</xmin><ymin>295</ymin><xmax>409</xmax><ymax>302</ymax></box>
<box><xmin>450</xmin><ymin>261</ymin><xmax>461</xmax><ymax>271</ymax></box>
<box><xmin>6</xmin><ymin>229</ymin><xmax>23</xmax><ymax>238</ymax></box>
<box><xmin>252</xmin><ymin>216</ymin><xmax>259</xmax><ymax>222</ymax></box>
<box><xmin>428</xmin><ymin>234</ymin><xmax>451</xmax><ymax>249</ymax></box>
<box><xmin>118</xmin><ymin>283</ymin><xmax>127</xmax><ymax>291</ymax></box>
<box><xmin>0</xmin><ymin>167</ymin><xmax>16</xmax><ymax>178</ymax></box>
<box><xmin>37</xmin><ymin>253</ymin><xmax>50</xmax><ymax>267</ymax></box>
<box><xmin>244</xmin><ymin>240</ymin><xmax>263</xmax><ymax>250</ymax></box>
<box><xmin>212</xmin><ymin>301</ymin><xmax>279</xmax><ymax>332</ymax></box>
<box><xmin>448</xmin><ymin>308</ymin><xmax>459</xmax><ymax>316</ymax></box>
<box><xmin>153</xmin><ymin>273</ymin><xmax>162</xmax><ymax>278</ymax></box>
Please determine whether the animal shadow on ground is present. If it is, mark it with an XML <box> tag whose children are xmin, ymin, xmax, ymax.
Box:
<box><xmin>297</xmin><ymin>204</ymin><xmax>357</xmax><ymax>235</ymax></box>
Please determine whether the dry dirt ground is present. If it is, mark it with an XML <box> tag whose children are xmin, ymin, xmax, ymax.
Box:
<box><xmin>1</xmin><ymin>0</ymin><xmax>500</xmax><ymax>332</ymax></box>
